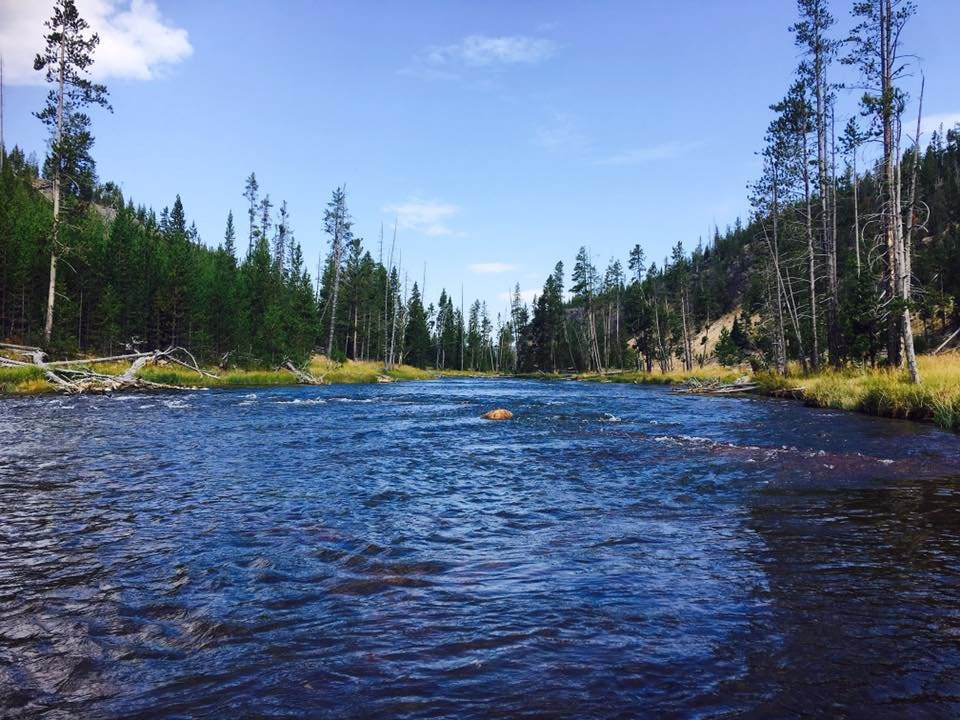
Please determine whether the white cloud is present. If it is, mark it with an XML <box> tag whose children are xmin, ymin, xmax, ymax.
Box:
<box><xmin>920</xmin><ymin>112</ymin><xmax>960</xmax><ymax>136</ymax></box>
<box><xmin>469</xmin><ymin>262</ymin><xmax>517</xmax><ymax>274</ymax></box>
<box><xmin>595</xmin><ymin>140</ymin><xmax>706</xmax><ymax>166</ymax></box>
<box><xmin>498</xmin><ymin>288</ymin><xmax>538</xmax><ymax>304</ymax></box>
<box><xmin>533</xmin><ymin>113</ymin><xmax>588</xmax><ymax>152</ymax></box>
<box><xmin>403</xmin><ymin>34</ymin><xmax>556</xmax><ymax>79</ymax></box>
<box><xmin>0</xmin><ymin>0</ymin><xmax>192</xmax><ymax>86</ymax></box>
<box><xmin>427</xmin><ymin>35</ymin><xmax>557</xmax><ymax>67</ymax></box>
<box><xmin>383</xmin><ymin>197</ymin><xmax>460</xmax><ymax>237</ymax></box>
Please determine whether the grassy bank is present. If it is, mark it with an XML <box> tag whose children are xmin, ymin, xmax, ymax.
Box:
<box><xmin>577</xmin><ymin>354</ymin><xmax>960</xmax><ymax>432</ymax></box>
<box><xmin>0</xmin><ymin>357</ymin><xmax>487</xmax><ymax>395</ymax></box>
<box><xmin>576</xmin><ymin>365</ymin><xmax>746</xmax><ymax>386</ymax></box>
<box><xmin>6</xmin><ymin>351</ymin><xmax>959</xmax><ymax>432</ymax></box>
<box><xmin>0</xmin><ymin>365</ymin><xmax>47</xmax><ymax>394</ymax></box>
<box><xmin>755</xmin><ymin>355</ymin><xmax>960</xmax><ymax>431</ymax></box>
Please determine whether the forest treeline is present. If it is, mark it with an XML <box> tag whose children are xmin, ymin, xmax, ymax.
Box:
<box><xmin>1</xmin><ymin>0</ymin><xmax>958</xmax><ymax>377</ymax></box>
<box><xmin>0</xmin><ymin>148</ymin><xmax>514</xmax><ymax>370</ymax></box>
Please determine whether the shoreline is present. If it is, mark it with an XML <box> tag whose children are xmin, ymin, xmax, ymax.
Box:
<box><xmin>0</xmin><ymin>358</ymin><xmax>505</xmax><ymax>396</ymax></box>
<box><xmin>573</xmin><ymin>356</ymin><xmax>960</xmax><ymax>432</ymax></box>
<box><xmin>4</xmin><ymin>355</ymin><xmax>959</xmax><ymax>433</ymax></box>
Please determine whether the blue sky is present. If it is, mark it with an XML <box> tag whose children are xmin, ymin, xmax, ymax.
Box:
<box><xmin>3</xmin><ymin>0</ymin><xmax>959</xmax><ymax>318</ymax></box>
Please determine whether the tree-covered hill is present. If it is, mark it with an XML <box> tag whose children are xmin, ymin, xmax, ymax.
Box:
<box><xmin>3</xmin><ymin>0</ymin><xmax>958</xmax><ymax>378</ymax></box>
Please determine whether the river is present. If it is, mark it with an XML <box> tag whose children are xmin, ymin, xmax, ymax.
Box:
<box><xmin>2</xmin><ymin>379</ymin><xmax>959</xmax><ymax>718</ymax></box>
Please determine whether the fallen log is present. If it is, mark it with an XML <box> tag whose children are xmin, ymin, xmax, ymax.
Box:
<box><xmin>674</xmin><ymin>376</ymin><xmax>759</xmax><ymax>395</ymax></box>
<box><xmin>282</xmin><ymin>360</ymin><xmax>326</xmax><ymax>385</ymax></box>
<box><xmin>166</xmin><ymin>346</ymin><xmax>219</xmax><ymax>379</ymax></box>
<box><xmin>933</xmin><ymin>327</ymin><xmax>960</xmax><ymax>355</ymax></box>
<box><xmin>0</xmin><ymin>342</ymin><xmax>43</xmax><ymax>352</ymax></box>
<box><xmin>43</xmin><ymin>351</ymin><xmax>154</xmax><ymax>367</ymax></box>
<box><xmin>7</xmin><ymin>346</ymin><xmax>194</xmax><ymax>394</ymax></box>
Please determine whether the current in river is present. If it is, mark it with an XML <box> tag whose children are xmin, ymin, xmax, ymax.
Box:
<box><xmin>1</xmin><ymin>379</ymin><xmax>959</xmax><ymax>718</ymax></box>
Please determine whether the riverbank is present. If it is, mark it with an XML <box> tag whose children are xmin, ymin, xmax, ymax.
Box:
<box><xmin>577</xmin><ymin>354</ymin><xmax>960</xmax><ymax>432</ymax></box>
<box><xmin>0</xmin><ymin>356</ymin><xmax>499</xmax><ymax>395</ymax></box>
<box><xmin>5</xmin><ymin>352</ymin><xmax>959</xmax><ymax>432</ymax></box>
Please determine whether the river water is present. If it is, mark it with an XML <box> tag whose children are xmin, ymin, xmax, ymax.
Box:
<box><xmin>1</xmin><ymin>379</ymin><xmax>959</xmax><ymax>718</ymax></box>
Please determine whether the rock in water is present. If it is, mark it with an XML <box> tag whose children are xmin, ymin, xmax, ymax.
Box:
<box><xmin>482</xmin><ymin>408</ymin><xmax>513</xmax><ymax>421</ymax></box>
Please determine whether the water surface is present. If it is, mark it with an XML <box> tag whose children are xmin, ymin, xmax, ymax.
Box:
<box><xmin>2</xmin><ymin>379</ymin><xmax>959</xmax><ymax>718</ymax></box>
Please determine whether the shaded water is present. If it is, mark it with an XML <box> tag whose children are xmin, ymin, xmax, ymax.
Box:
<box><xmin>2</xmin><ymin>379</ymin><xmax>960</xmax><ymax>718</ymax></box>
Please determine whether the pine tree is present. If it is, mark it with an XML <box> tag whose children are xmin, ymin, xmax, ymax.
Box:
<box><xmin>275</xmin><ymin>200</ymin><xmax>289</xmax><ymax>272</ymax></box>
<box><xmin>846</xmin><ymin>0</ymin><xmax>921</xmax><ymax>382</ymax></box>
<box><xmin>34</xmin><ymin>0</ymin><xmax>110</xmax><ymax>343</ymax></box>
<box><xmin>793</xmin><ymin>0</ymin><xmax>840</xmax><ymax>363</ymax></box>
<box><xmin>404</xmin><ymin>282</ymin><xmax>431</xmax><ymax>367</ymax></box>
<box><xmin>223</xmin><ymin>210</ymin><xmax>236</xmax><ymax>258</ymax></box>
<box><xmin>322</xmin><ymin>186</ymin><xmax>352</xmax><ymax>358</ymax></box>
<box><xmin>243</xmin><ymin>172</ymin><xmax>258</xmax><ymax>256</ymax></box>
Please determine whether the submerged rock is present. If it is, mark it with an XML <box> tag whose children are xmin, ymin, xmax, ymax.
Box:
<box><xmin>482</xmin><ymin>408</ymin><xmax>513</xmax><ymax>421</ymax></box>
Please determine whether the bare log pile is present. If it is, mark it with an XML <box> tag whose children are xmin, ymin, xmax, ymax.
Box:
<box><xmin>674</xmin><ymin>376</ymin><xmax>760</xmax><ymax>395</ymax></box>
<box><xmin>0</xmin><ymin>343</ymin><xmax>208</xmax><ymax>394</ymax></box>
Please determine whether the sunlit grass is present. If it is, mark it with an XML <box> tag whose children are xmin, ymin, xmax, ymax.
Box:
<box><xmin>0</xmin><ymin>355</ymin><xmax>448</xmax><ymax>393</ymax></box>
<box><xmin>0</xmin><ymin>365</ymin><xmax>48</xmax><ymax>393</ymax></box>
<box><xmin>754</xmin><ymin>354</ymin><xmax>960</xmax><ymax>430</ymax></box>
<box><xmin>308</xmin><ymin>357</ymin><xmax>434</xmax><ymax>383</ymax></box>
<box><xmin>591</xmin><ymin>354</ymin><xmax>960</xmax><ymax>431</ymax></box>
<box><xmin>577</xmin><ymin>365</ymin><xmax>745</xmax><ymax>385</ymax></box>
<box><xmin>8</xmin><ymin>351</ymin><xmax>958</xmax><ymax>431</ymax></box>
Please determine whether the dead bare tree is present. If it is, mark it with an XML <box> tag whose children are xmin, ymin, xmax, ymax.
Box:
<box><xmin>1</xmin><ymin>343</ymin><xmax>209</xmax><ymax>393</ymax></box>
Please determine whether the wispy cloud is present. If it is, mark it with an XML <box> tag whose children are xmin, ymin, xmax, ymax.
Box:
<box><xmin>469</xmin><ymin>262</ymin><xmax>517</xmax><ymax>274</ymax></box>
<box><xmin>0</xmin><ymin>0</ymin><xmax>192</xmax><ymax>86</ymax></box>
<box><xmin>383</xmin><ymin>198</ymin><xmax>460</xmax><ymax>237</ymax></box>
<box><xmin>428</xmin><ymin>35</ymin><xmax>557</xmax><ymax>67</ymax></box>
<box><xmin>498</xmin><ymin>288</ymin><xmax>538</xmax><ymax>304</ymax></box>
<box><xmin>533</xmin><ymin>113</ymin><xmax>589</xmax><ymax>153</ymax></box>
<box><xmin>921</xmin><ymin>112</ymin><xmax>960</xmax><ymax>136</ymax></box>
<box><xmin>595</xmin><ymin>140</ymin><xmax>706</xmax><ymax>166</ymax></box>
<box><xmin>403</xmin><ymin>34</ymin><xmax>557</xmax><ymax>80</ymax></box>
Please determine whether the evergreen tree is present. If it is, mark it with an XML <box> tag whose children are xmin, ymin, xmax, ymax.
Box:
<box><xmin>404</xmin><ymin>282</ymin><xmax>431</xmax><ymax>367</ymax></box>
<box><xmin>223</xmin><ymin>210</ymin><xmax>236</xmax><ymax>258</ymax></box>
<box><xmin>322</xmin><ymin>186</ymin><xmax>352</xmax><ymax>358</ymax></box>
<box><xmin>34</xmin><ymin>0</ymin><xmax>110</xmax><ymax>342</ymax></box>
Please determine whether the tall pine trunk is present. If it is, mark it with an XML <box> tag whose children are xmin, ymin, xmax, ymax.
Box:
<box><xmin>802</xmin><ymin>127</ymin><xmax>820</xmax><ymax>370</ymax></box>
<box><xmin>44</xmin><ymin>35</ymin><xmax>67</xmax><ymax>343</ymax></box>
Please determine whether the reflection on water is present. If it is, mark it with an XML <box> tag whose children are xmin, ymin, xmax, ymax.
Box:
<box><xmin>1</xmin><ymin>380</ymin><xmax>959</xmax><ymax>718</ymax></box>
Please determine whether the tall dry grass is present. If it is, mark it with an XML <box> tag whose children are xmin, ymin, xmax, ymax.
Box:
<box><xmin>757</xmin><ymin>354</ymin><xmax>960</xmax><ymax>430</ymax></box>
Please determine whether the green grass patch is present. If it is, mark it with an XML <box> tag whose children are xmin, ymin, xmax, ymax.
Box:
<box><xmin>0</xmin><ymin>365</ymin><xmax>48</xmax><ymax>394</ymax></box>
<box><xmin>577</xmin><ymin>367</ymin><xmax>745</xmax><ymax>386</ymax></box>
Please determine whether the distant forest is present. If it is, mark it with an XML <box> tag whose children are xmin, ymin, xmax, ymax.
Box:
<box><xmin>1</xmin><ymin>0</ymin><xmax>958</xmax><ymax>378</ymax></box>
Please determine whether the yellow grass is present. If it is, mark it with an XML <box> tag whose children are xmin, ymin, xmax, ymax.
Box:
<box><xmin>7</xmin><ymin>350</ymin><xmax>958</xmax><ymax>431</ymax></box>
<box><xmin>756</xmin><ymin>354</ymin><xmax>960</xmax><ymax>430</ymax></box>
<box><xmin>583</xmin><ymin>354</ymin><xmax>960</xmax><ymax>431</ymax></box>
<box><xmin>0</xmin><ymin>366</ymin><xmax>50</xmax><ymax>394</ymax></box>
<box><xmin>577</xmin><ymin>364</ymin><xmax>746</xmax><ymax>385</ymax></box>
<box><xmin>308</xmin><ymin>357</ymin><xmax>436</xmax><ymax>384</ymax></box>
<box><xmin>0</xmin><ymin>356</ymin><xmax>471</xmax><ymax>394</ymax></box>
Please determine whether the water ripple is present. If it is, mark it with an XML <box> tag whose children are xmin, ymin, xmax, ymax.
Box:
<box><xmin>1</xmin><ymin>379</ymin><xmax>959</xmax><ymax>718</ymax></box>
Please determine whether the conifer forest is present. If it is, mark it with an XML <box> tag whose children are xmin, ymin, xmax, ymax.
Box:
<box><xmin>1</xmin><ymin>0</ymin><xmax>958</xmax><ymax>383</ymax></box>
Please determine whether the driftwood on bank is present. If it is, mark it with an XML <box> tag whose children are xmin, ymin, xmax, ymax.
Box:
<box><xmin>2</xmin><ymin>344</ymin><xmax>209</xmax><ymax>394</ymax></box>
<box><xmin>282</xmin><ymin>360</ymin><xmax>326</xmax><ymax>385</ymax></box>
<box><xmin>674</xmin><ymin>376</ymin><xmax>760</xmax><ymax>395</ymax></box>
